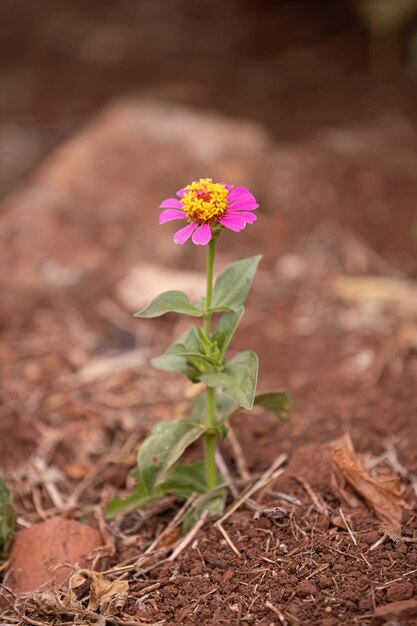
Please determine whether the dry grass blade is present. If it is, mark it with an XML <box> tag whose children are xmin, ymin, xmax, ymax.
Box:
<box><xmin>295</xmin><ymin>476</ymin><xmax>327</xmax><ymax>515</ymax></box>
<box><xmin>143</xmin><ymin>495</ymin><xmax>196</xmax><ymax>555</ymax></box>
<box><xmin>226</xmin><ymin>423</ymin><xmax>251</xmax><ymax>480</ymax></box>
<box><xmin>216</xmin><ymin>522</ymin><xmax>241</xmax><ymax>557</ymax></box>
<box><xmin>216</xmin><ymin>453</ymin><xmax>287</xmax><ymax>525</ymax></box>
<box><xmin>215</xmin><ymin>449</ymin><xmax>239</xmax><ymax>499</ymax></box>
<box><xmin>338</xmin><ymin>507</ymin><xmax>357</xmax><ymax>546</ymax></box>
<box><xmin>167</xmin><ymin>510</ymin><xmax>210</xmax><ymax>561</ymax></box>
<box><xmin>265</xmin><ymin>600</ymin><xmax>288</xmax><ymax>625</ymax></box>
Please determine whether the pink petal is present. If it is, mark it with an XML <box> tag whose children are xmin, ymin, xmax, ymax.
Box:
<box><xmin>191</xmin><ymin>223</ymin><xmax>212</xmax><ymax>246</ymax></box>
<box><xmin>173</xmin><ymin>222</ymin><xmax>197</xmax><ymax>245</ymax></box>
<box><xmin>176</xmin><ymin>188</ymin><xmax>185</xmax><ymax>198</ymax></box>
<box><xmin>227</xmin><ymin>186</ymin><xmax>255</xmax><ymax>203</ymax></box>
<box><xmin>159</xmin><ymin>209</ymin><xmax>187</xmax><ymax>224</ymax></box>
<box><xmin>228</xmin><ymin>198</ymin><xmax>259</xmax><ymax>211</ymax></box>
<box><xmin>225</xmin><ymin>210</ymin><xmax>257</xmax><ymax>224</ymax></box>
<box><xmin>219</xmin><ymin>215</ymin><xmax>246</xmax><ymax>232</ymax></box>
<box><xmin>160</xmin><ymin>198</ymin><xmax>183</xmax><ymax>209</ymax></box>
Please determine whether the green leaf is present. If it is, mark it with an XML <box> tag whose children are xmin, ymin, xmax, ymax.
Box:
<box><xmin>106</xmin><ymin>462</ymin><xmax>208</xmax><ymax>519</ymax></box>
<box><xmin>154</xmin><ymin>326</ymin><xmax>223</xmax><ymax>378</ymax></box>
<box><xmin>164</xmin><ymin>343</ymin><xmax>220</xmax><ymax>368</ymax></box>
<box><xmin>255</xmin><ymin>390</ymin><xmax>292</xmax><ymax>420</ymax></box>
<box><xmin>212</xmin><ymin>307</ymin><xmax>244</xmax><ymax>356</ymax></box>
<box><xmin>200</xmin><ymin>351</ymin><xmax>259</xmax><ymax>410</ymax></box>
<box><xmin>151</xmin><ymin>326</ymin><xmax>207</xmax><ymax>381</ymax></box>
<box><xmin>134</xmin><ymin>291</ymin><xmax>203</xmax><ymax>318</ymax></box>
<box><xmin>137</xmin><ymin>419</ymin><xmax>206</xmax><ymax>495</ymax></box>
<box><xmin>0</xmin><ymin>474</ymin><xmax>16</xmax><ymax>558</ymax></box>
<box><xmin>150</xmin><ymin>354</ymin><xmax>200</xmax><ymax>382</ymax></box>
<box><xmin>106</xmin><ymin>487</ymin><xmax>155</xmax><ymax>518</ymax></box>
<box><xmin>211</xmin><ymin>255</ymin><xmax>262</xmax><ymax>312</ymax></box>
<box><xmin>193</xmin><ymin>389</ymin><xmax>291</xmax><ymax>426</ymax></box>
<box><xmin>178</xmin><ymin>325</ymin><xmax>203</xmax><ymax>349</ymax></box>
<box><xmin>182</xmin><ymin>490</ymin><xmax>227</xmax><ymax>533</ymax></box>
<box><xmin>216</xmin><ymin>394</ymin><xmax>238</xmax><ymax>423</ymax></box>
<box><xmin>159</xmin><ymin>461</ymin><xmax>207</xmax><ymax>499</ymax></box>
<box><xmin>195</xmin><ymin>327</ymin><xmax>213</xmax><ymax>354</ymax></box>
<box><xmin>151</xmin><ymin>354</ymin><xmax>188</xmax><ymax>374</ymax></box>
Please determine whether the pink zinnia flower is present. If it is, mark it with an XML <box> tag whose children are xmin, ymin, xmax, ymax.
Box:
<box><xmin>159</xmin><ymin>178</ymin><xmax>258</xmax><ymax>246</ymax></box>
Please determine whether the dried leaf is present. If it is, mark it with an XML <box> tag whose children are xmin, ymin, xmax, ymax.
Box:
<box><xmin>68</xmin><ymin>570</ymin><xmax>88</xmax><ymax>590</ymax></box>
<box><xmin>89</xmin><ymin>576</ymin><xmax>128</xmax><ymax>612</ymax></box>
<box><xmin>331</xmin><ymin>435</ymin><xmax>402</xmax><ymax>536</ymax></box>
<box><xmin>27</xmin><ymin>586</ymin><xmax>83</xmax><ymax>617</ymax></box>
<box><xmin>69</xmin><ymin>569</ymin><xmax>128</xmax><ymax>614</ymax></box>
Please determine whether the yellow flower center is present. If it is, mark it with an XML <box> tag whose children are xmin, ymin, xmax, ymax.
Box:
<box><xmin>181</xmin><ymin>178</ymin><xmax>228</xmax><ymax>223</ymax></box>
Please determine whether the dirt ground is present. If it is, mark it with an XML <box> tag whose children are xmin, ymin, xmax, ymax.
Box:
<box><xmin>1</xmin><ymin>2</ymin><xmax>417</xmax><ymax>625</ymax></box>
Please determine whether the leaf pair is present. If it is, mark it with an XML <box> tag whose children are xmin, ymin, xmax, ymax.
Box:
<box><xmin>193</xmin><ymin>388</ymin><xmax>292</xmax><ymax>430</ymax></box>
<box><xmin>136</xmin><ymin>255</ymin><xmax>262</xmax><ymax>318</ymax></box>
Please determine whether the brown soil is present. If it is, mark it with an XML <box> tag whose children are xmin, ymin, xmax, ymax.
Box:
<box><xmin>1</xmin><ymin>2</ymin><xmax>417</xmax><ymax>626</ymax></box>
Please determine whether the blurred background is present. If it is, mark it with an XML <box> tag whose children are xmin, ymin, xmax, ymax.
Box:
<box><xmin>0</xmin><ymin>0</ymin><xmax>416</xmax><ymax>529</ymax></box>
<box><xmin>2</xmin><ymin>0</ymin><xmax>417</xmax><ymax>196</ymax></box>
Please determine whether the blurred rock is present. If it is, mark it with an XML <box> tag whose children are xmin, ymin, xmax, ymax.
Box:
<box><xmin>7</xmin><ymin>517</ymin><xmax>103</xmax><ymax>593</ymax></box>
<box><xmin>0</xmin><ymin>99</ymin><xmax>273</xmax><ymax>304</ymax></box>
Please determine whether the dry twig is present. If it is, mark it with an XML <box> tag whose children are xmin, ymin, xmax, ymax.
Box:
<box><xmin>216</xmin><ymin>453</ymin><xmax>287</xmax><ymax>525</ymax></box>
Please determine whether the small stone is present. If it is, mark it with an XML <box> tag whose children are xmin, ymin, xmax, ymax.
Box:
<box><xmin>360</xmin><ymin>531</ymin><xmax>381</xmax><ymax>546</ymax></box>
<box><xmin>332</xmin><ymin>563</ymin><xmax>345</xmax><ymax>572</ymax></box>
<box><xmin>222</xmin><ymin>568</ymin><xmax>234</xmax><ymax>583</ymax></box>
<box><xmin>386</xmin><ymin>580</ymin><xmax>414</xmax><ymax>602</ymax></box>
<box><xmin>296</xmin><ymin>580</ymin><xmax>317</xmax><ymax>597</ymax></box>
<box><xmin>7</xmin><ymin>517</ymin><xmax>103</xmax><ymax>593</ymax></box>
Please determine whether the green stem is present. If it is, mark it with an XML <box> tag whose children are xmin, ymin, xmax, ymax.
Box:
<box><xmin>204</xmin><ymin>238</ymin><xmax>216</xmax><ymax>335</ymax></box>
<box><xmin>204</xmin><ymin>387</ymin><xmax>217</xmax><ymax>490</ymax></box>
<box><xmin>203</xmin><ymin>238</ymin><xmax>217</xmax><ymax>490</ymax></box>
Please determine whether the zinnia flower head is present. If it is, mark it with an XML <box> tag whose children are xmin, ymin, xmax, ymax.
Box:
<box><xmin>159</xmin><ymin>178</ymin><xmax>258</xmax><ymax>246</ymax></box>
